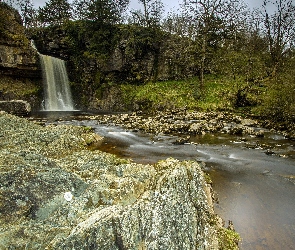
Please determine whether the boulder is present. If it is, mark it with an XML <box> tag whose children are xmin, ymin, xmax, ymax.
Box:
<box><xmin>0</xmin><ymin>113</ymin><xmax>239</xmax><ymax>249</ymax></box>
<box><xmin>0</xmin><ymin>100</ymin><xmax>31</xmax><ymax>115</ymax></box>
<box><xmin>52</xmin><ymin>159</ymin><xmax>220</xmax><ymax>249</ymax></box>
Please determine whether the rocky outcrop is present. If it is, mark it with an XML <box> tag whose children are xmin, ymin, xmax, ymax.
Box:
<box><xmin>0</xmin><ymin>3</ymin><xmax>40</xmax><ymax>78</ymax></box>
<box><xmin>0</xmin><ymin>99</ymin><xmax>31</xmax><ymax>115</ymax></box>
<box><xmin>0</xmin><ymin>112</ymin><xmax>239</xmax><ymax>249</ymax></box>
<box><xmin>53</xmin><ymin>158</ymin><xmax>220</xmax><ymax>249</ymax></box>
<box><xmin>0</xmin><ymin>3</ymin><xmax>42</xmax><ymax>110</ymax></box>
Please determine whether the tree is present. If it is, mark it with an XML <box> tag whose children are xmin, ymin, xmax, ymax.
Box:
<box><xmin>182</xmin><ymin>0</ymin><xmax>228</xmax><ymax>87</ymax></box>
<box><xmin>263</xmin><ymin>0</ymin><xmax>295</xmax><ymax>76</ymax></box>
<box><xmin>182</xmin><ymin>0</ymin><xmax>252</xmax><ymax>88</ymax></box>
<box><xmin>130</xmin><ymin>0</ymin><xmax>164</xmax><ymax>27</ymax></box>
<box><xmin>2</xmin><ymin>0</ymin><xmax>37</xmax><ymax>28</ymax></box>
<box><xmin>38</xmin><ymin>0</ymin><xmax>72</xmax><ymax>26</ymax></box>
<box><xmin>72</xmin><ymin>0</ymin><xmax>129</xmax><ymax>24</ymax></box>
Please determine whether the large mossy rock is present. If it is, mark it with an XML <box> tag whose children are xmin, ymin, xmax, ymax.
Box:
<box><xmin>0</xmin><ymin>112</ymin><xmax>239</xmax><ymax>249</ymax></box>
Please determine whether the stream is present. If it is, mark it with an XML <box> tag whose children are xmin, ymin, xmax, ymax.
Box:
<box><xmin>33</xmin><ymin>112</ymin><xmax>295</xmax><ymax>249</ymax></box>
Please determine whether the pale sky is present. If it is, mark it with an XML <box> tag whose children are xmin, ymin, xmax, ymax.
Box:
<box><xmin>32</xmin><ymin>0</ymin><xmax>267</xmax><ymax>12</ymax></box>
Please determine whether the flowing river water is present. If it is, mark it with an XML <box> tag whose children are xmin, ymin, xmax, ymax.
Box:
<box><xmin>32</xmin><ymin>112</ymin><xmax>295</xmax><ymax>249</ymax></box>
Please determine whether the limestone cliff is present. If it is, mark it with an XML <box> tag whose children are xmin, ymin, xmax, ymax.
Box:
<box><xmin>0</xmin><ymin>2</ymin><xmax>40</xmax><ymax>77</ymax></box>
<box><xmin>0</xmin><ymin>2</ymin><xmax>42</xmax><ymax>109</ymax></box>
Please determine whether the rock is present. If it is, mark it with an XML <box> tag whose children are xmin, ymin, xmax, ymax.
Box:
<box><xmin>0</xmin><ymin>113</ymin><xmax>237</xmax><ymax>249</ymax></box>
<box><xmin>173</xmin><ymin>135</ymin><xmax>190</xmax><ymax>145</ymax></box>
<box><xmin>0</xmin><ymin>3</ymin><xmax>40</xmax><ymax>78</ymax></box>
<box><xmin>0</xmin><ymin>3</ymin><xmax>42</xmax><ymax>109</ymax></box>
<box><xmin>240</xmin><ymin>118</ymin><xmax>257</xmax><ymax>127</ymax></box>
<box><xmin>52</xmin><ymin>159</ymin><xmax>220</xmax><ymax>249</ymax></box>
<box><xmin>0</xmin><ymin>100</ymin><xmax>31</xmax><ymax>115</ymax></box>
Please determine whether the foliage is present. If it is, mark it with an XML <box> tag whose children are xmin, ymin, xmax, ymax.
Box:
<box><xmin>72</xmin><ymin>0</ymin><xmax>129</xmax><ymax>24</ymax></box>
<box><xmin>2</xmin><ymin>0</ymin><xmax>37</xmax><ymax>28</ymax></box>
<box><xmin>38</xmin><ymin>0</ymin><xmax>71</xmax><ymax>26</ymax></box>
<box><xmin>118</xmin><ymin>73</ymin><xmax>272</xmax><ymax>113</ymax></box>
<box><xmin>263</xmin><ymin>0</ymin><xmax>295</xmax><ymax>76</ymax></box>
<box><xmin>256</xmin><ymin>56</ymin><xmax>295</xmax><ymax>121</ymax></box>
<box><xmin>218</xmin><ymin>227</ymin><xmax>240</xmax><ymax>250</ymax></box>
<box><xmin>129</xmin><ymin>0</ymin><xmax>164</xmax><ymax>27</ymax></box>
<box><xmin>181</xmin><ymin>0</ymin><xmax>248</xmax><ymax>87</ymax></box>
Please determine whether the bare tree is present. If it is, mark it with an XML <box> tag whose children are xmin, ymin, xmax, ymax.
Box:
<box><xmin>263</xmin><ymin>0</ymin><xmax>295</xmax><ymax>76</ymax></box>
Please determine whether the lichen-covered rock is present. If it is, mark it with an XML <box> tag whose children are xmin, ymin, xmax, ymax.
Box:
<box><xmin>0</xmin><ymin>112</ymin><xmax>238</xmax><ymax>249</ymax></box>
<box><xmin>52</xmin><ymin>158</ymin><xmax>219</xmax><ymax>250</ymax></box>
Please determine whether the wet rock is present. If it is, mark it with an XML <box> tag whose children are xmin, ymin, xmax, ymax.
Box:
<box><xmin>265</xmin><ymin>149</ymin><xmax>275</xmax><ymax>155</ymax></box>
<box><xmin>94</xmin><ymin>110</ymin><xmax>263</xmax><ymax>139</ymax></box>
<box><xmin>173</xmin><ymin>135</ymin><xmax>190</xmax><ymax>145</ymax></box>
<box><xmin>240</xmin><ymin>118</ymin><xmax>258</xmax><ymax>127</ymax></box>
<box><xmin>228</xmin><ymin>125</ymin><xmax>244</xmax><ymax>135</ymax></box>
<box><xmin>0</xmin><ymin>100</ymin><xmax>31</xmax><ymax>115</ymax></box>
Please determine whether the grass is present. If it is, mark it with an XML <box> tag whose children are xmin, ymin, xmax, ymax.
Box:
<box><xmin>120</xmin><ymin>75</ymin><xmax>243</xmax><ymax>112</ymax></box>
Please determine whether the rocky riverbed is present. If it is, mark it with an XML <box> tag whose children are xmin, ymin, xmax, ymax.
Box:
<box><xmin>0</xmin><ymin>111</ymin><xmax>239</xmax><ymax>249</ymax></box>
<box><xmin>74</xmin><ymin>109</ymin><xmax>295</xmax><ymax>146</ymax></box>
<box><xmin>83</xmin><ymin>110</ymin><xmax>265</xmax><ymax>136</ymax></box>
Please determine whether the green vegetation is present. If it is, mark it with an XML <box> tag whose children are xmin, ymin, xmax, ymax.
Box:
<box><xmin>2</xmin><ymin>0</ymin><xmax>295</xmax><ymax>122</ymax></box>
<box><xmin>0</xmin><ymin>76</ymin><xmax>41</xmax><ymax>99</ymax></box>
<box><xmin>120</xmin><ymin>75</ymin><xmax>267</xmax><ymax>113</ymax></box>
<box><xmin>218</xmin><ymin>227</ymin><xmax>241</xmax><ymax>250</ymax></box>
<box><xmin>121</xmin><ymin>79</ymin><xmax>199</xmax><ymax>110</ymax></box>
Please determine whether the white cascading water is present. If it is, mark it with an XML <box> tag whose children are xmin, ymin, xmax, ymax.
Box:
<box><xmin>39</xmin><ymin>55</ymin><xmax>74</xmax><ymax>111</ymax></box>
<box><xmin>31</xmin><ymin>40</ymin><xmax>74</xmax><ymax>111</ymax></box>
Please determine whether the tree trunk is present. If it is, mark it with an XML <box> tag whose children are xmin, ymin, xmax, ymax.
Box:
<box><xmin>199</xmin><ymin>35</ymin><xmax>206</xmax><ymax>89</ymax></box>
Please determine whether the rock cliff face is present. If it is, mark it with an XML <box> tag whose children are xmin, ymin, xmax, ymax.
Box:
<box><xmin>0</xmin><ymin>3</ymin><xmax>40</xmax><ymax>78</ymax></box>
<box><xmin>29</xmin><ymin>24</ymin><xmax>197</xmax><ymax>110</ymax></box>
<box><xmin>0</xmin><ymin>3</ymin><xmax>42</xmax><ymax>110</ymax></box>
<box><xmin>0</xmin><ymin>112</ymin><xmax>239</xmax><ymax>249</ymax></box>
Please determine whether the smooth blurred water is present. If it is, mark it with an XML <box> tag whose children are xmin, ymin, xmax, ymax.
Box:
<box><xmin>38</xmin><ymin>115</ymin><xmax>295</xmax><ymax>250</ymax></box>
<box><xmin>39</xmin><ymin>55</ymin><xmax>74</xmax><ymax>111</ymax></box>
<box><xmin>88</xmin><ymin>122</ymin><xmax>295</xmax><ymax>250</ymax></box>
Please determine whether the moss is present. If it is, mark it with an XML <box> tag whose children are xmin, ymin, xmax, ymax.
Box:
<box><xmin>218</xmin><ymin>227</ymin><xmax>241</xmax><ymax>250</ymax></box>
<box><xmin>203</xmin><ymin>172</ymin><xmax>213</xmax><ymax>185</ymax></box>
<box><xmin>0</xmin><ymin>76</ymin><xmax>41</xmax><ymax>98</ymax></box>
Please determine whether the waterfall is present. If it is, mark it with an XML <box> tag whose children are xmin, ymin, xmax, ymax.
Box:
<box><xmin>39</xmin><ymin>55</ymin><xmax>74</xmax><ymax>111</ymax></box>
<box><xmin>31</xmin><ymin>40</ymin><xmax>75</xmax><ymax>111</ymax></box>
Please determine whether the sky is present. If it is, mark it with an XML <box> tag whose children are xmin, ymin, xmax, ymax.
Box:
<box><xmin>32</xmin><ymin>0</ymin><xmax>267</xmax><ymax>12</ymax></box>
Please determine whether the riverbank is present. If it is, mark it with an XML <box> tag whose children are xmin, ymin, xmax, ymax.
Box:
<box><xmin>0</xmin><ymin>111</ymin><xmax>239</xmax><ymax>249</ymax></box>
<box><xmin>76</xmin><ymin>109</ymin><xmax>294</xmax><ymax>158</ymax></box>
<box><xmin>60</xmin><ymin>110</ymin><xmax>295</xmax><ymax>249</ymax></box>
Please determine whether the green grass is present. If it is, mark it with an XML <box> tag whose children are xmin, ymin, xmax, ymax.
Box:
<box><xmin>120</xmin><ymin>75</ymin><xmax>241</xmax><ymax>112</ymax></box>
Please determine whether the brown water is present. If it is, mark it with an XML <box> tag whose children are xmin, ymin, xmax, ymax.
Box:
<box><xmin>44</xmin><ymin>117</ymin><xmax>295</xmax><ymax>249</ymax></box>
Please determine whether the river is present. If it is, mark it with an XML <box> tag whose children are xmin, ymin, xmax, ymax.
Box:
<box><xmin>33</xmin><ymin>112</ymin><xmax>295</xmax><ymax>249</ymax></box>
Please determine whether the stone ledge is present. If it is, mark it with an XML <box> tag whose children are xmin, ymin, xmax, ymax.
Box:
<box><xmin>0</xmin><ymin>100</ymin><xmax>31</xmax><ymax>115</ymax></box>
